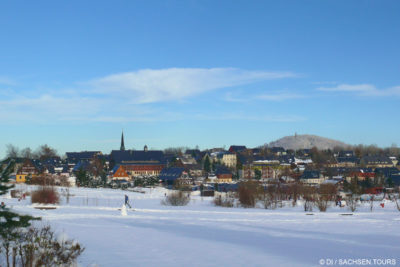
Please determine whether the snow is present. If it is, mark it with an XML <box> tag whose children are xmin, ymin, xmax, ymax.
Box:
<box><xmin>57</xmin><ymin>232</ymin><xmax>69</xmax><ymax>245</ymax></box>
<box><xmin>2</xmin><ymin>185</ymin><xmax>400</xmax><ymax>267</ymax></box>
<box><xmin>120</xmin><ymin>204</ymin><xmax>127</xmax><ymax>216</ymax></box>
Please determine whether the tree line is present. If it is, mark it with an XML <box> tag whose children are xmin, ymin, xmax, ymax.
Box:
<box><xmin>4</xmin><ymin>144</ymin><xmax>59</xmax><ymax>160</ymax></box>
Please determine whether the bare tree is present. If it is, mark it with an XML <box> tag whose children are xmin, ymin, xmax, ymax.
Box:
<box><xmin>301</xmin><ymin>185</ymin><xmax>315</xmax><ymax>212</ymax></box>
<box><xmin>35</xmin><ymin>144</ymin><xmax>58</xmax><ymax>160</ymax></box>
<box><xmin>20</xmin><ymin>147</ymin><xmax>33</xmax><ymax>159</ymax></box>
<box><xmin>5</xmin><ymin>144</ymin><xmax>19</xmax><ymax>158</ymax></box>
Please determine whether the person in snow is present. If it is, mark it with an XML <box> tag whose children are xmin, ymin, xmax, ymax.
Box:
<box><xmin>124</xmin><ymin>194</ymin><xmax>132</xmax><ymax>208</ymax></box>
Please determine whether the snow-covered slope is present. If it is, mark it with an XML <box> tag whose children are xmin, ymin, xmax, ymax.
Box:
<box><xmin>268</xmin><ymin>134</ymin><xmax>350</xmax><ymax>150</ymax></box>
<box><xmin>3</xmin><ymin>185</ymin><xmax>400</xmax><ymax>267</ymax></box>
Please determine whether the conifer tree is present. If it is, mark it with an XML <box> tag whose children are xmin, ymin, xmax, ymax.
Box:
<box><xmin>0</xmin><ymin>159</ymin><xmax>39</xmax><ymax>238</ymax></box>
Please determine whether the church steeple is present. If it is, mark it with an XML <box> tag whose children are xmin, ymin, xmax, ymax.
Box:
<box><xmin>120</xmin><ymin>131</ymin><xmax>125</xmax><ymax>151</ymax></box>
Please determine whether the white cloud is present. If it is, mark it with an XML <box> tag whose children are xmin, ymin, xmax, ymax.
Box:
<box><xmin>194</xmin><ymin>113</ymin><xmax>306</xmax><ymax>122</ymax></box>
<box><xmin>317</xmin><ymin>84</ymin><xmax>376</xmax><ymax>92</ymax></box>
<box><xmin>317</xmin><ymin>83</ymin><xmax>400</xmax><ymax>97</ymax></box>
<box><xmin>0</xmin><ymin>68</ymin><xmax>301</xmax><ymax>124</ymax></box>
<box><xmin>88</xmin><ymin>68</ymin><xmax>297</xmax><ymax>103</ymax></box>
<box><xmin>225</xmin><ymin>92</ymin><xmax>305</xmax><ymax>102</ymax></box>
<box><xmin>256</xmin><ymin>93</ymin><xmax>305</xmax><ymax>101</ymax></box>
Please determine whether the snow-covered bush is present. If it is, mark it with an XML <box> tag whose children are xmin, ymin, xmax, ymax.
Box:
<box><xmin>0</xmin><ymin>225</ymin><xmax>84</xmax><ymax>267</ymax></box>
<box><xmin>162</xmin><ymin>191</ymin><xmax>190</xmax><ymax>206</ymax></box>
<box><xmin>214</xmin><ymin>193</ymin><xmax>234</xmax><ymax>207</ymax></box>
<box><xmin>315</xmin><ymin>197</ymin><xmax>328</xmax><ymax>212</ymax></box>
<box><xmin>31</xmin><ymin>187</ymin><xmax>60</xmax><ymax>204</ymax></box>
<box><xmin>347</xmin><ymin>196</ymin><xmax>358</xmax><ymax>212</ymax></box>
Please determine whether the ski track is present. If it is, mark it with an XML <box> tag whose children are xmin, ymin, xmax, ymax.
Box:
<box><xmin>4</xmin><ymin>185</ymin><xmax>400</xmax><ymax>267</ymax></box>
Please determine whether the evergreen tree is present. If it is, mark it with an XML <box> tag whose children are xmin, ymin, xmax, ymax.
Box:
<box><xmin>0</xmin><ymin>159</ymin><xmax>39</xmax><ymax>239</ymax></box>
<box><xmin>254</xmin><ymin>169</ymin><xmax>262</xmax><ymax>180</ymax></box>
<box><xmin>386</xmin><ymin>177</ymin><xmax>395</xmax><ymax>188</ymax></box>
<box><xmin>76</xmin><ymin>169</ymin><xmax>90</xmax><ymax>187</ymax></box>
<box><xmin>203</xmin><ymin>156</ymin><xmax>211</xmax><ymax>173</ymax></box>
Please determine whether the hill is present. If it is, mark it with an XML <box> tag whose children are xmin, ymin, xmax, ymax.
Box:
<box><xmin>268</xmin><ymin>134</ymin><xmax>350</xmax><ymax>150</ymax></box>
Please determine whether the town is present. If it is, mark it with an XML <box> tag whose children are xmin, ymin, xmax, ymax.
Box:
<box><xmin>2</xmin><ymin>132</ymin><xmax>400</xmax><ymax>210</ymax></box>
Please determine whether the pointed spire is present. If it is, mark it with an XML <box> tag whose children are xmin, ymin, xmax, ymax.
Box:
<box><xmin>120</xmin><ymin>131</ymin><xmax>125</xmax><ymax>151</ymax></box>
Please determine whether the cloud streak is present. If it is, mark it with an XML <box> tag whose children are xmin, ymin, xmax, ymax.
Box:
<box><xmin>88</xmin><ymin>68</ymin><xmax>297</xmax><ymax>103</ymax></box>
<box><xmin>317</xmin><ymin>84</ymin><xmax>400</xmax><ymax>97</ymax></box>
<box><xmin>0</xmin><ymin>68</ymin><xmax>302</xmax><ymax>124</ymax></box>
<box><xmin>225</xmin><ymin>92</ymin><xmax>305</xmax><ymax>102</ymax></box>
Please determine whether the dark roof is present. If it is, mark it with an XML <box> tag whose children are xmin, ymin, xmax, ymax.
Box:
<box><xmin>390</xmin><ymin>175</ymin><xmax>400</xmax><ymax>186</ymax></box>
<box><xmin>375</xmin><ymin>167</ymin><xmax>400</xmax><ymax>178</ymax></box>
<box><xmin>301</xmin><ymin>170</ymin><xmax>321</xmax><ymax>179</ymax></box>
<box><xmin>66</xmin><ymin>151</ymin><xmax>101</xmax><ymax>162</ymax></box>
<box><xmin>72</xmin><ymin>161</ymin><xmax>91</xmax><ymax>172</ymax></box>
<box><xmin>215</xmin><ymin>166</ymin><xmax>232</xmax><ymax>175</ymax></box>
<box><xmin>159</xmin><ymin>167</ymin><xmax>185</xmax><ymax>181</ymax></box>
<box><xmin>278</xmin><ymin>155</ymin><xmax>295</xmax><ymax>164</ymax></box>
<box><xmin>110</xmin><ymin>150</ymin><xmax>166</xmax><ymax>165</ymax></box>
<box><xmin>229</xmin><ymin>145</ymin><xmax>247</xmax><ymax>153</ymax></box>
<box><xmin>236</xmin><ymin>154</ymin><xmax>253</xmax><ymax>165</ymax></box>
<box><xmin>249</xmin><ymin>148</ymin><xmax>262</xmax><ymax>155</ymax></box>
<box><xmin>270</xmin><ymin>147</ymin><xmax>285</xmax><ymax>153</ymax></box>
<box><xmin>185</xmin><ymin>163</ymin><xmax>203</xmax><ymax>171</ymax></box>
<box><xmin>216</xmin><ymin>183</ymin><xmax>239</xmax><ymax>192</ymax></box>
<box><xmin>362</xmin><ymin>156</ymin><xmax>392</xmax><ymax>165</ymax></box>
<box><xmin>338</xmin><ymin>151</ymin><xmax>355</xmax><ymax>157</ymax></box>
<box><xmin>337</xmin><ymin>157</ymin><xmax>359</xmax><ymax>163</ymax></box>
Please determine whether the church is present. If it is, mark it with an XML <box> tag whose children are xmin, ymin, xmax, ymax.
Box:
<box><xmin>110</xmin><ymin>132</ymin><xmax>166</xmax><ymax>179</ymax></box>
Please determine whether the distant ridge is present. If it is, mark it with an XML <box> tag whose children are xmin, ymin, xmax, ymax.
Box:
<box><xmin>267</xmin><ymin>134</ymin><xmax>350</xmax><ymax>150</ymax></box>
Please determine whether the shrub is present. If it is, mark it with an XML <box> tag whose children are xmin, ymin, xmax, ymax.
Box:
<box><xmin>162</xmin><ymin>191</ymin><xmax>190</xmax><ymax>206</ymax></box>
<box><xmin>30</xmin><ymin>174</ymin><xmax>55</xmax><ymax>186</ymax></box>
<box><xmin>0</xmin><ymin>225</ymin><xmax>84</xmax><ymax>267</ymax></box>
<box><xmin>315</xmin><ymin>197</ymin><xmax>328</xmax><ymax>212</ymax></box>
<box><xmin>347</xmin><ymin>195</ymin><xmax>358</xmax><ymax>212</ymax></box>
<box><xmin>238</xmin><ymin>181</ymin><xmax>260</xmax><ymax>208</ymax></box>
<box><xmin>214</xmin><ymin>193</ymin><xmax>234</xmax><ymax>207</ymax></box>
<box><xmin>31</xmin><ymin>187</ymin><xmax>60</xmax><ymax>204</ymax></box>
<box><xmin>304</xmin><ymin>200</ymin><xmax>313</xmax><ymax>212</ymax></box>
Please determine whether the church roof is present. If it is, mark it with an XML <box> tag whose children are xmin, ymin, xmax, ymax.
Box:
<box><xmin>110</xmin><ymin>150</ymin><xmax>166</xmax><ymax>164</ymax></box>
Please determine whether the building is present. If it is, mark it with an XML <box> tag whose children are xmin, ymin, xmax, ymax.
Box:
<box><xmin>361</xmin><ymin>156</ymin><xmax>393</xmax><ymax>168</ymax></box>
<box><xmin>217</xmin><ymin>152</ymin><xmax>237</xmax><ymax>168</ymax></box>
<box><xmin>215</xmin><ymin>166</ymin><xmax>233</xmax><ymax>183</ymax></box>
<box><xmin>16</xmin><ymin>159</ymin><xmax>39</xmax><ymax>183</ymax></box>
<box><xmin>336</xmin><ymin>156</ymin><xmax>358</xmax><ymax>167</ymax></box>
<box><xmin>66</xmin><ymin>151</ymin><xmax>102</xmax><ymax>163</ymax></box>
<box><xmin>228</xmin><ymin>145</ymin><xmax>247</xmax><ymax>153</ymax></box>
<box><xmin>159</xmin><ymin>167</ymin><xmax>191</xmax><ymax>186</ymax></box>
<box><xmin>110</xmin><ymin>133</ymin><xmax>166</xmax><ymax>178</ymax></box>
<box><xmin>300</xmin><ymin>170</ymin><xmax>325</xmax><ymax>185</ymax></box>
<box><xmin>112</xmin><ymin>165</ymin><xmax>130</xmax><ymax>181</ymax></box>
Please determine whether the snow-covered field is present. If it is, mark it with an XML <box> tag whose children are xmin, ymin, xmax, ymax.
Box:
<box><xmin>2</xmin><ymin>185</ymin><xmax>400</xmax><ymax>267</ymax></box>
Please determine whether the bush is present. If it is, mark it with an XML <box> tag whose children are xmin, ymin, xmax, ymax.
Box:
<box><xmin>29</xmin><ymin>174</ymin><xmax>55</xmax><ymax>186</ymax></box>
<box><xmin>31</xmin><ymin>187</ymin><xmax>60</xmax><ymax>204</ymax></box>
<box><xmin>347</xmin><ymin>195</ymin><xmax>358</xmax><ymax>212</ymax></box>
<box><xmin>162</xmin><ymin>191</ymin><xmax>190</xmax><ymax>206</ymax></box>
<box><xmin>238</xmin><ymin>181</ymin><xmax>260</xmax><ymax>208</ymax></box>
<box><xmin>0</xmin><ymin>225</ymin><xmax>84</xmax><ymax>267</ymax></box>
<box><xmin>214</xmin><ymin>193</ymin><xmax>234</xmax><ymax>207</ymax></box>
<box><xmin>315</xmin><ymin>197</ymin><xmax>328</xmax><ymax>212</ymax></box>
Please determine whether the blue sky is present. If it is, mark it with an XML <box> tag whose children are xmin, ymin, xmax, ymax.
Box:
<box><xmin>1</xmin><ymin>0</ymin><xmax>399</xmax><ymax>158</ymax></box>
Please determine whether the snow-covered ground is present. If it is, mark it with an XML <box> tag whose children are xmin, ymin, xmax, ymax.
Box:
<box><xmin>2</xmin><ymin>185</ymin><xmax>400</xmax><ymax>267</ymax></box>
